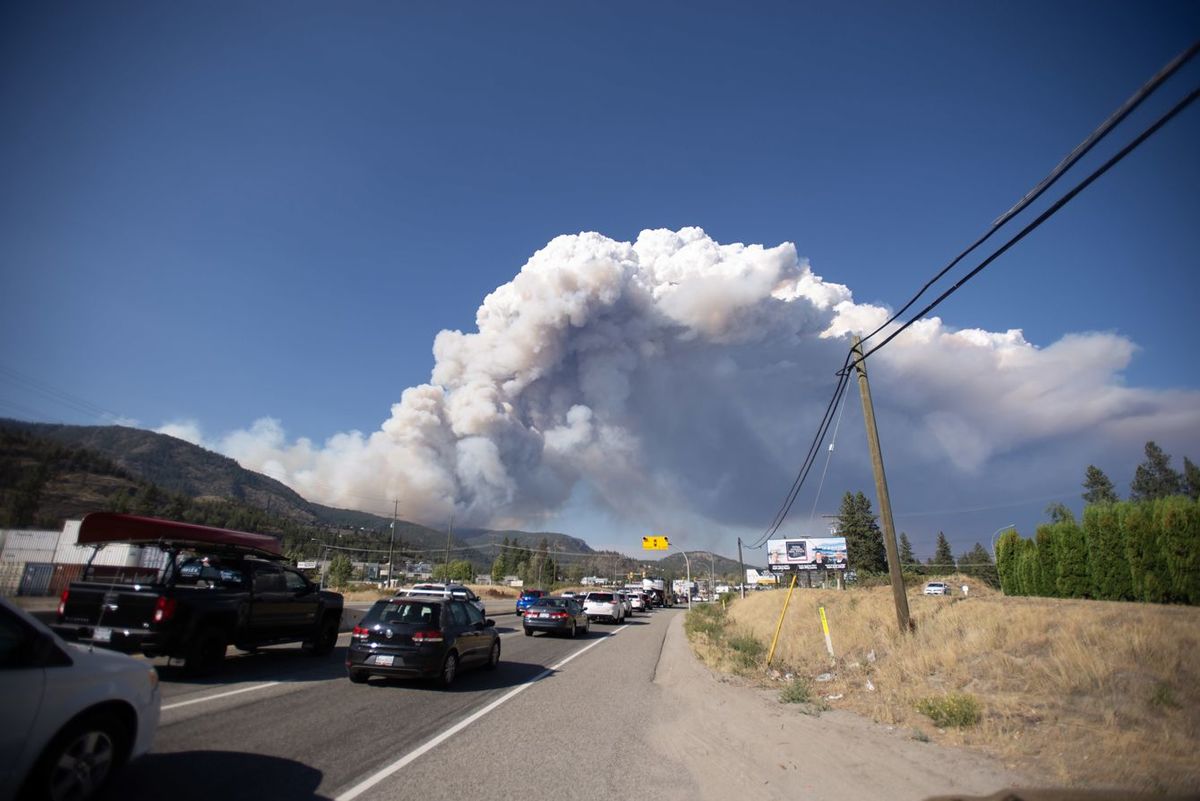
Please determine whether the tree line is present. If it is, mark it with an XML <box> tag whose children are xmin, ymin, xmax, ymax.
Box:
<box><xmin>996</xmin><ymin>442</ymin><xmax>1199</xmax><ymax>605</ymax></box>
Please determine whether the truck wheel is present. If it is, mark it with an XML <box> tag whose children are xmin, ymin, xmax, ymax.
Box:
<box><xmin>348</xmin><ymin>668</ymin><xmax>368</xmax><ymax>684</ymax></box>
<box><xmin>25</xmin><ymin>710</ymin><xmax>128</xmax><ymax>801</ymax></box>
<box><xmin>184</xmin><ymin>627</ymin><xmax>227</xmax><ymax>675</ymax></box>
<box><xmin>305</xmin><ymin>616</ymin><xmax>339</xmax><ymax>657</ymax></box>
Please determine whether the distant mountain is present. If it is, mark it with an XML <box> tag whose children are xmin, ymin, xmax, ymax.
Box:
<box><xmin>0</xmin><ymin>420</ymin><xmax>589</xmax><ymax>567</ymax></box>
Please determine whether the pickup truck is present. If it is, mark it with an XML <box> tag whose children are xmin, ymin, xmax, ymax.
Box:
<box><xmin>52</xmin><ymin>512</ymin><xmax>343</xmax><ymax>674</ymax></box>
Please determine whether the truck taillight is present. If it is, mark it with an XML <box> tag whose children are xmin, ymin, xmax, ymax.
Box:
<box><xmin>411</xmin><ymin>630</ymin><xmax>444</xmax><ymax>644</ymax></box>
<box><xmin>153</xmin><ymin>596</ymin><xmax>176</xmax><ymax>623</ymax></box>
<box><xmin>58</xmin><ymin>589</ymin><xmax>69</xmax><ymax>618</ymax></box>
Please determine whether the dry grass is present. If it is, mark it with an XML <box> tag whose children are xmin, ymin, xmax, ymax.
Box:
<box><xmin>690</xmin><ymin>577</ymin><xmax>1200</xmax><ymax>794</ymax></box>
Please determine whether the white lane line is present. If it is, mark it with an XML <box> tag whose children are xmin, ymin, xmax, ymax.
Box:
<box><xmin>162</xmin><ymin>682</ymin><xmax>281</xmax><ymax>711</ymax></box>
<box><xmin>335</xmin><ymin>625</ymin><xmax>628</xmax><ymax>801</ymax></box>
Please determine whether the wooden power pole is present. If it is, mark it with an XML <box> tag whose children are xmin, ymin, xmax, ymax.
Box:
<box><xmin>851</xmin><ymin>336</ymin><xmax>912</xmax><ymax>633</ymax></box>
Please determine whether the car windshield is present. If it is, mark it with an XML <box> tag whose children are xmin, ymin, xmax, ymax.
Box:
<box><xmin>372</xmin><ymin>601</ymin><xmax>440</xmax><ymax>625</ymax></box>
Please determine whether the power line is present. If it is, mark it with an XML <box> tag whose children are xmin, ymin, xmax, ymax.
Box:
<box><xmin>849</xmin><ymin>83</ymin><xmax>1199</xmax><ymax>369</ymax></box>
<box><xmin>857</xmin><ymin>40</ymin><xmax>1199</xmax><ymax>352</ymax></box>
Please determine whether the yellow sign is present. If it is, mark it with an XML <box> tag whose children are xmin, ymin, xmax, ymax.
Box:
<box><xmin>642</xmin><ymin>536</ymin><xmax>669</xmax><ymax>550</ymax></box>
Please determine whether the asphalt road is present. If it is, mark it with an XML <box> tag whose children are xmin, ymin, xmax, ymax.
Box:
<box><xmin>96</xmin><ymin>607</ymin><xmax>683</xmax><ymax>801</ymax></box>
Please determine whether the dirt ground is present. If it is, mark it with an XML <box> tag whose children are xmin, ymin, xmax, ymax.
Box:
<box><xmin>649</xmin><ymin>612</ymin><xmax>1033</xmax><ymax>801</ymax></box>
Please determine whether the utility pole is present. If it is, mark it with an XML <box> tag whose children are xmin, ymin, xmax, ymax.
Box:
<box><xmin>388</xmin><ymin>500</ymin><xmax>398</xmax><ymax>590</ymax></box>
<box><xmin>737</xmin><ymin>537</ymin><xmax>746</xmax><ymax>599</ymax></box>
<box><xmin>851</xmin><ymin>336</ymin><xmax>912</xmax><ymax>633</ymax></box>
<box><xmin>443</xmin><ymin>513</ymin><xmax>454</xmax><ymax>581</ymax></box>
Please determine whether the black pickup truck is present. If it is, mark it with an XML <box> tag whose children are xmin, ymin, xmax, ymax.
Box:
<box><xmin>52</xmin><ymin>512</ymin><xmax>343</xmax><ymax>673</ymax></box>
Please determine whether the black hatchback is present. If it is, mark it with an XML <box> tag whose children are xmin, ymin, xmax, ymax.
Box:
<box><xmin>346</xmin><ymin>597</ymin><xmax>500</xmax><ymax>687</ymax></box>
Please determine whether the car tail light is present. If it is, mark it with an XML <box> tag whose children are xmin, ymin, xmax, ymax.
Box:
<box><xmin>57</xmin><ymin>589</ymin><xmax>69</xmax><ymax>617</ymax></box>
<box><xmin>550</xmin><ymin>611</ymin><xmax>568</xmax><ymax>620</ymax></box>
<box><xmin>411</xmin><ymin>630</ymin><xmax>444</xmax><ymax>644</ymax></box>
<box><xmin>352</xmin><ymin>625</ymin><xmax>369</xmax><ymax>639</ymax></box>
<box><xmin>152</xmin><ymin>596</ymin><xmax>176</xmax><ymax>624</ymax></box>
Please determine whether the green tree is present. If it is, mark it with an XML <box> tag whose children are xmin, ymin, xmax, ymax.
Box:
<box><xmin>1122</xmin><ymin>501</ymin><xmax>1168</xmax><ymax>603</ymax></box>
<box><xmin>490</xmin><ymin>555</ymin><xmax>505</xmax><ymax>583</ymax></box>
<box><xmin>928</xmin><ymin>532</ymin><xmax>954</xmax><ymax>576</ymax></box>
<box><xmin>1130</xmin><ymin>441</ymin><xmax>1183</xmax><ymax>501</ymax></box>
<box><xmin>1045</xmin><ymin>502</ymin><xmax>1075</xmax><ymax>525</ymax></box>
<box><xmin>1082</xmin><ymin>465</ymin><xmax>1119</xmax><ymax>505</ymax></box>
<box><xmin>835</xmin><ymin>491</ymin><xmax>886</xmax><ymax>573</ymax></box>
<box><xmin>1016</xmin><ymin>538</ymin><xmax>1040</xmax><ymax>596</ymax></box>
<box><xmin>898</xmin><ymin>532</ymin><xmax>915</xmax><ymax>567</ymax></box>
<box><xmin>958</xmin><ymin>543</ymin><xmax>998</xmax><ymax>588</ymax></box>
<box><xmin>1158</xmin><ymin>497</ymin><xmax>1200</xmax><ymax>604</ymax></box>
<box><xmin>1083</xmin><ymin>503</ymin><xmax>1132</xmax><ymax>601</ymax></box>
<box><xmin>1052</xmin><ymin>519</ymin><xmax>1090</xmax><ymax>599</ymax></box>
<box><xmin>1183</xmin><ymin>457</ymin><xmax>1200</xmax><ymax>502</ymax></box>
<box><xmin>328</xmin><ymin>554</ymin><xmax>353</xmax><ymax>589</ymax></box>
<box><xmin>995</xmin><ymin>529</ymin><xmax>1022</xmax><ymax>595</ymax></box>
<box><xmin>1034</xmin><ymin>526</ymin><xmax>1059</xmax><ymax>596</ymax></box>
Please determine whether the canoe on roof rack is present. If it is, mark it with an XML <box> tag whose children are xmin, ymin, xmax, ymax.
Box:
<box><xmin>77</xmin><ymin>512</ymin><xmax>284</xmax><ymax>558</ymax></box>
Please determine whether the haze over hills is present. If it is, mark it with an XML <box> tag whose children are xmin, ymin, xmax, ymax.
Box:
<box><xmin>0</xmin><ymin>419</ymin><xmax>756</xmax><ymax>575</ymax></box>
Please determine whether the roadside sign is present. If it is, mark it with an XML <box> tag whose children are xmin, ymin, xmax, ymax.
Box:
<box><xmin>297</xmin><ymin>561</ymin><xmax>318</xmax><ymax>569</ymax></box>
<box><xmin>642</xmin><ymin>536</ymin><xmax>669</xmax><ymax>550</ymax></box>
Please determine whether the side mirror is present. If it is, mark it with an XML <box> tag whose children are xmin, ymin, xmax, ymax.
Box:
<box><xmin>484</xmin><ymin>619</ymin><xmax>495</xmax><ymax>628</ymax></box>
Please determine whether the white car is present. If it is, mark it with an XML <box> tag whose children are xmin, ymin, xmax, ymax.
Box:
<box><xmin>923</xmin><ymin>581</ymin><xmax>951</xmax><ymax>596</ymax></box>
<box><xmin>627</xmin><ymin>592</ymin><xmax>647</xmax><ymax>612</ymax></box>
<box><xmin>0</xmin><ymin>597</ymin><xmax>161</xmax><ymax>801</ymax></box>
<box><xmin>613</xmin><ymin>590</ymin><xmax>633</xmax><ymax>617</ymax></box>
<box><xmin>582</xmin><ymin>591</ymin><xmax>625</xmax><ymax>624</ymax></box>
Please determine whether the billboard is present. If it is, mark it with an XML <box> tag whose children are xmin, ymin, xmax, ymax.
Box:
<box><xmin>766</xmin><ymin>537</ymin><xmax>848</xmax><ymax>571</ymax></box>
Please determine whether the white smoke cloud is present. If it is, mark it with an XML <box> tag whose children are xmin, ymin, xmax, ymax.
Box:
<box><xmin>182</xmin><ymin>228</ymin><xmax>1199</xmax><ymax>547</ymax></box>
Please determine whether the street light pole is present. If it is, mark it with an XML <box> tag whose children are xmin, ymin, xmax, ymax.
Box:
<box><xmin>708</xmin><ymin>552</ymin><xmax>715</xmax><ymax>599</ymax></box>
<box><xmin>991</xmin><ymin>523</ymin><xmax>1016</xmax><ymax>561</ymax></box>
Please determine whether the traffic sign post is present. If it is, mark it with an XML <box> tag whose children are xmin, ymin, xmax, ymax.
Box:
<box><xmin>642</xmin><ymin>536</ymin><xmax>669</xmax><ymax>550</ymax></box>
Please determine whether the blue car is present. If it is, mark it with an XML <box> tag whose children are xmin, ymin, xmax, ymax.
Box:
<box><xmin>515</xmin><ymin>589</ymin><xmax>547</xmax><ymax>616</ymax></box>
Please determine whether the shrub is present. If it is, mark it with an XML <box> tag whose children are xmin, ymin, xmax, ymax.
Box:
<box><xmin>915</xmin><ymin>693</ymin><xmax>982</xmax><ymax>727</ymax></box>
<box><xmin>780</xmin><ymin>678</ymin><xmax>812</xmax><ymax>704</ymax></box>
<box><xmin>727</xmin><ymin>632</ymin><xmax>765</xmax><ymax>670</ymax></box>
<box><xmin>684</xmin><ymin>602</ymin><xmax>727</xmax><ymax>640</ymax></box>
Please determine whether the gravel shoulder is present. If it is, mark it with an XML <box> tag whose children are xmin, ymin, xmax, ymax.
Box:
<box><xmin>649</xmin><ymin>613</ymin><xmax>1033</xmax><ymax>801</ymax></box>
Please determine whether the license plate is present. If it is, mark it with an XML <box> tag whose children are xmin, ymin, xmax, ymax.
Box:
<box><xmin>373</xmin><ymin>654</ymin><xmax>394</xmax><ymax>666</ymax></box>
<box><xmin>93</xmin><ymin>627</ymin><xmax>112</xmax><ymax>643</ymax></box>
<box><xmin>539</xmin><ymin>612</ymin><xmax>551</xmax><ymax>618</ymax></box>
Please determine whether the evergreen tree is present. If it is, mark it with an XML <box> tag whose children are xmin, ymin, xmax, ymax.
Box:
<box><xmin>1035</xmin><ymin>525</ymin><xmax>1059</xmax><ymax>596</ymax></box>
<box><xmin>929</xmin><ymin>532</ymin><xmax>954</xmax><ymax>575</ymax></box>
<box><xmin>1082</xmin><ymin>465</ymin><xmax>1118</xmax><ymax>505</ymax></box>
<box><xmin>1121</xmin><ymin>501</ymin><xmax>1169</xmax><ymax>603</ymax></box>
<box><xmin>835</xmin><ymin>491</ymin><xmax>887</xmax><ymax>573</ymax></box>
<box><xmin>1183</xmin><ymin>457</ymin><xmax>1200</xmax><ymax>502</ymax></box>
<box><xmin>995</xmin><ymin>529</ymin><xmax>1022</xmax><ymax>595</ymax></box>
<box><xmin>1158</xmin><ymin>497</ymin><xmax>1200</xmax><ymax>604</ymax></box>
<box><xmin>898</xmin><ymin>532</ymin><xmax>915</xmax><ymax>567</ymax></box>
<box><xmin>958</xmin><ymin>542</ymin><xmax>999</xmax><ymax>587</ymax></box>
<box><xmin>1053</xmin><ymin>519</ymin><xmax>1090</xmax><ymax>598</ymax></box>
<box><xmin>1045</xmin><ymin>502</ymin><xmax>1075</xmax><ymax>525</ymax></box>
<box><xmin>1083</xmin><ymin>503</ymin><xmax>1132</xmax><ymax>601</ymax></box>
<box><xmin>328</xmin><ymin>554</ymin><xmax>352</xmax><ymax>589</ymax></box>
<box><xmin>1130</xmin><ymin>441</ymin><xmax>1183</xmax><ymax>501</ymax></box>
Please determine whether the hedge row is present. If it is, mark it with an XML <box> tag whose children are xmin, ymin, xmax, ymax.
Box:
<box><xmin>995</xmin><ymin>497</ymin><xmax>1199</xmax><ymax>605</ymax></box>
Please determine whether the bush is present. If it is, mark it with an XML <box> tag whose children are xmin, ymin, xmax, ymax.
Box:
<box><xmin>780</xmin><ymin>678</ymin><xmax>812</xmax><ymax>704</ymax></box>
<box><xmin>684</xmin><ymin>602</ymin><xmax>727</xmax><ymax>640</ymax></box>
<box><xmin>727</xmin><ymin>632</ymin><xmax>765</xmax><ymax>670</ymax></box>
<box><xmin>915</xmin><ymin>693</ymin><xmax>982</xmax><ymax>727</ymax></box>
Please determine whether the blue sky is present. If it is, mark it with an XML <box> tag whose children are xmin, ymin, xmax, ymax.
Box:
<box><xmin>2</xmin><ymin>2</ymin><xmax>1198</xmax><ymax>561</ymax></box>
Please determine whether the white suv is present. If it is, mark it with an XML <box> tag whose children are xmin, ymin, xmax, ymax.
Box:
<box><xmin>583</xmin><ymin>591</ymin><xmax>625</xmax><ymax>624</ymax></box>
<box><xmin>923</xmin><ymin>581</ymin><xmax>950</xmax><ymax>596</ymax></box>
<box><xmin>0</xmin><ymin>597</ymin><xmax>161</xmax><ymax>801</ymax></box>
<box><xmin>400</xmin><ymin>583</ymin><xmax>487</xmax><ymax>615</ymax></box>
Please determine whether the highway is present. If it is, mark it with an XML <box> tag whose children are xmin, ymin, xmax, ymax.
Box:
<box><xmin>95</xmin><ymin>606</ymin><xmax>685</xmax><ymax>801</ymax></box>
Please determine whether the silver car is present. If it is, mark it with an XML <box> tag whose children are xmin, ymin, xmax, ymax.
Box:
<box><xmin>0</xmin><ymin>597</ymin><xmax>161</xmax><ymax>801</ymax></box>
